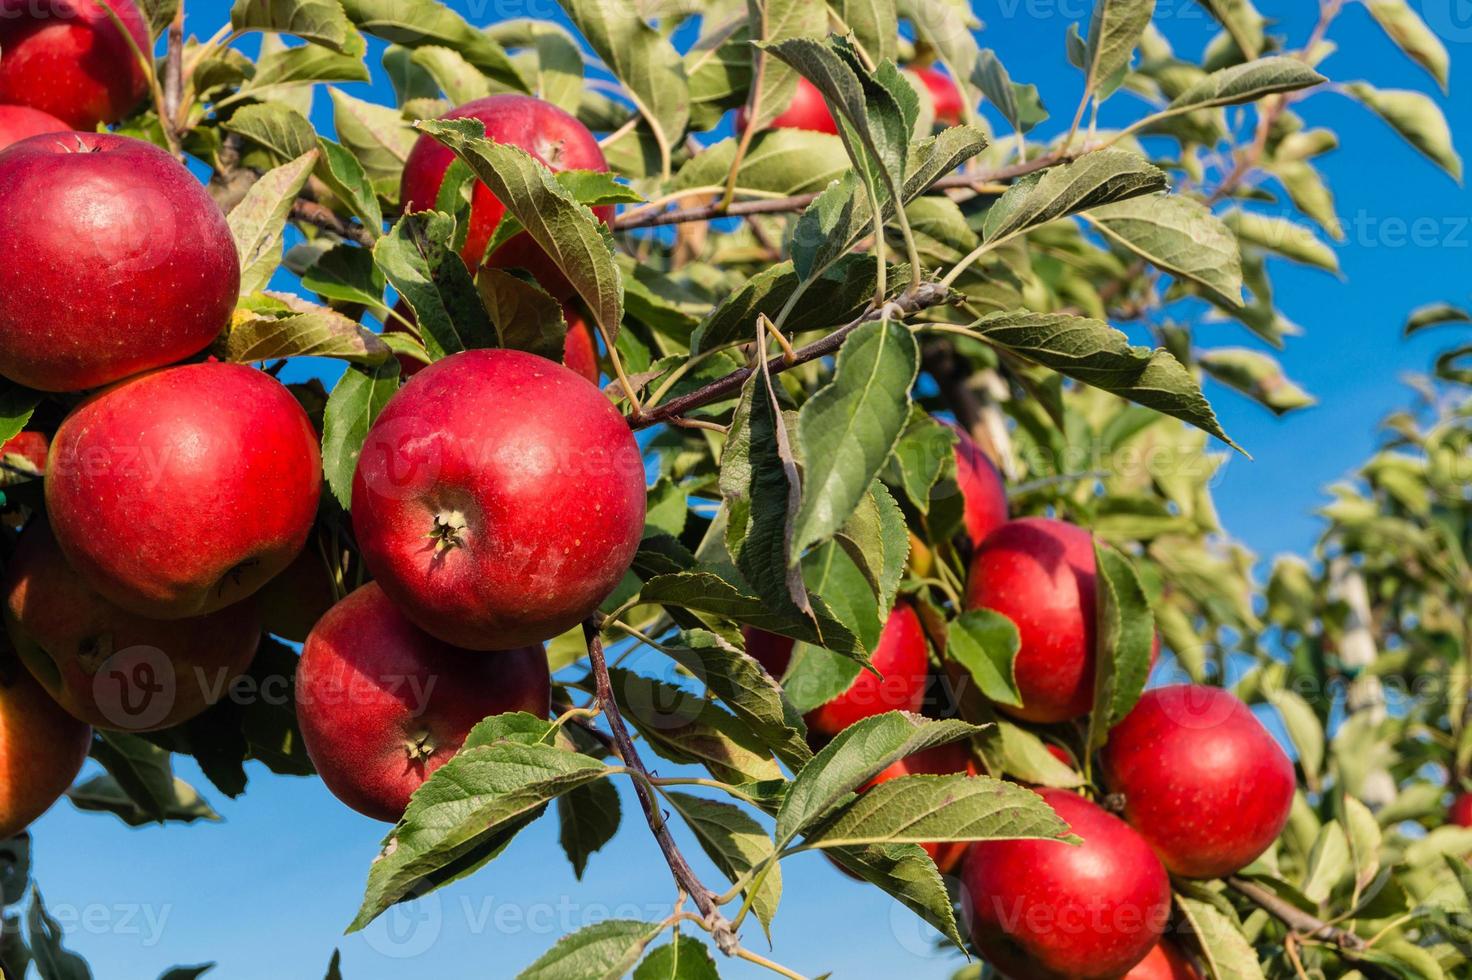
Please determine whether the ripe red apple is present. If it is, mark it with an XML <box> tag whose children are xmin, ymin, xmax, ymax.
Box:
<box><xmin>962</xmin><ymin>789</ymin><xmax>1170</xmax><ymax>980</ymax></box>
<box><xmin>0</xmin><ymin>432</ymin><xmax>48</xmax><ymax>477</ymax></box>
<box><xmin>1125</xmin><ymin>941</ymin><xmax>1203</xmax><ymax>980</ymax></box>
<box><xmin>400</xmin><ymin>94</ymin><xmax>613</xmax><ymax>295</ymax></box>
<box><xmin>0</xmin><ymin>133</ymin><xmax>240</xmax><ymax>392</ymax></box>
<box><xmin>1451</xmin><ymin>792</ymin><xmax>1472</xmax><ymax>827</ymax></box>
<box><xmin>0</xmin><ymin>646</ymin><xmax>91</xmax><ymax>838</ymax></box>
<box><xmin>736</xmin><ymin>77</ymin><xmax>838</xmax><ymax>135</ymax></box>
<box><xmin>964</xmin><ymin>517</ymin><xmax>1097</xmax><ymax>723</ymax></box>
<box><xmin>257</xmin><ymin>547</ymin><xmax>338</xmax><ymax>644</ymax></box>
<box><xmin>948</xmin><ymin>423</ymin><xmax>1009</xmax><ymax>546</ymax></box>
<box><xmin>46</xmin><ymin>362</ymin><xmax>322</xmax><ymax>619</ymax></box>
<box><xmin>352</xmin><ymin>349</ymin><xmax>645</xmax><ymax>649</ymax></box>
<box><xmin>1100</xmin><ymin>684</ymin><xmax>1296</xmax><ymax>879</ymax></box>
<box><xmin>296</xmin><ymin>582</ymin><xmax>551</xmax><ymax>821</ymax></box>
<box><xmin>3</xmin><ymin>519</ymin><xmax>261</xmax><ymax>731</ymax></box>
<box><xmin>913</xmin><ymin>66</ymin><xmax>966</xmax><ymax>125</ymax></box>
<box><xmin>741</xmin><ymin>626</ymin><xmax>796</xmax><ymax>680</ymax></box>
<box><xmin>0</xmin><ymin>105</ymin><xmax>68</xmax><ymax>151</ymax></box>
<box><xmin>385</xmin><ymin>299</ymin><xmax>599</xmax><ymax>384</ymax></box>
<box><xmin>0</xmin><ymin>0</ymin><xmax>149</xmax><ymax>129</ymax></box>
<box><xmin>861</xmin><ymin>740</ymin><xmax>978</xmax><ymax>873</ymax></box>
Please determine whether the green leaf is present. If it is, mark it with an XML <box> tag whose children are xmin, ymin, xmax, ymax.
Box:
<box><xmin>0</xmin><ymin>385</ymin><xmax>40</xmax><ymax>445</ymax></box>
<box><xmin>241</xmin><ymin>40</ymin><xmax>369</xmax><ymax>98</ymax></box>
<box><xmin>556</xmin><ymin>778</ymin><xmax>620</xmax><ymax>880</ymax></box>
<box><xmin>337</xmin><ymin>0</ymin><xmax>525</xmax><ymax>89</ymax></box>
<box><xmin>1193</xmin><ymin>0</ymin><xmax>1265</xmax><ymax>59</ymax></box>
<box><xmin>517</xmin><ymin>919</ymin><xmax>665</xmax><ymax>980</ymax></box>
<box><xmin>674</xmin><ymin>130</ymin><xmax>852</xmax><ymax>198</ymax></box>
<box><xmin>660</xmin><ymin>630</ymin><xmax>811</xmax><ymax>770</ymax></box>
<box><xmin>900</xmin><ymin>0</ymin><xmax>982</xmax><ymax>116</ymax></box>
<box><xmin>487</xmin><ymin>20</ymin><xmax>586</xmax><ymax>113</ymax></box>
<box><xmin>329</xmin><ymin>87</ymin><xmax>418</xmax><ymax>192</ymax></box>
<box><xmin>975</xmin><ymin>49</ymin><xmax>1047</xmax><ymax>135</ymax></box>
<box><xmin>792</xmin><ymin>318</ymin><xmax>920</xmax><ymax>560</ymax></box>
<box><xmin>1165</xmin><ymin>56</ymin><xmax>1324</xmax><ymax>113</ymax></box>
<box><xmin>1346</xmin><ymin>81</ymin><xmax>1462</xmax><ymax>181</ymax></box>
<box><xmin>882</xmin><ymin>411</ymin><xmax>957</xmax><ymax>514</ymax></box>
<box><xmin>316</xmin><ymin>137</ymin><xmax>383</xmax><ymax>233</ymax></box>
<box><xmin>1082</xmin><ymin>0</ymin><xmax>1155</xmax><ymax>96</ymax></box>
<box><xmin>228</xmin><ymin>151</ymin><xmax>319</xmax><ymax>296</ymax></box>
<box><xmin>298</xmin><ymin>241</ymin><xmax>386</xmax><ymax>310</ymax></box>
<box><xmin>1086</xmin><ymin>541</ymin><xmax>1155</xmax><ymax>753</ymax></box>
<box><xmin>321</xmin><ymin>359</ymin><xmax>400</xmax><ymax>509</ymax></box>
<box><xmin>1085</xmin><ymin>194</ymin><xmax>1242</xmax><ymax>307</ymax></box>
<box><xmin>1199</xmin><ymin>348</ymin><xmax>1316</xmax><ymax>416</ymax></box>
<box><xmin>223</xmin><ymin>304</ymin><xmax>389</xmax><ymax>365</ymax></box>
<box><xmin>833</xmin><ymin>481</ymin><xmax>909</xmax><ymax>612</ymax></box>
<box><xmin>1267</xmin><ymin>687</ymin><xmax>1324</xmax><ymax>782</ymax></box>
<box><xmin>417</xmin><ymin>119</ymin><xmax>624</xmax><ymax>344</ymax></box>
<box><xmin>1222</xmin><ymin>210</ymin><xmax>1339</xmax><ymax>273</ymax></box>
<box><xmin>995</xmin><ymin>721</ymin><xmax>1083</xmax><ymax>787</ymax></box>
<box><xmin>230</xmin><ymin>0</ymin><xmax>361</xmax><ymax>53</ymax></box>
<box><xmin>1176</xmin><ymin>892</ymin><xmax>1266</xmax><ymax>980</ymax></box>
<box><xmin>800</xmin><ymin>773</ymin><xmax>1073</xmax><ymax>850</ymax></box>
<box><xmin>85</xmin><ymin>733</ymin><xmax>218</xmax><ymax>826</ymax></box>
<box><xmin>742</xmin><ymin>0</ymin><xmax>829</xmax><ymax>133</ymax></box>
<box><xmin>373</xmin><ymin>211</ymin><xmax>495</xmax><ymax>359</ymax></box>
<box><xmin>691</xmin><ymin>255</ymin><xmax>882</xmax><ymax>355</ymax></box>
<box><xmin>475</xmin><ymin>269</ymin><xmax>568</xmax><ymax>361</ymax></box>
<box><xmin>947</xmin><ymin>609</ymin><xmax>1022</xmax><ymax>708</ymax></box>
<box><xmin>834</xmin><ymin>0</ymin><xmax>898</xmax><ymax>65</ymax></box>
<box><xmin>560</xmin><ymin>0</ymin><xmax>689</xmax><ymax>176</ymax></box>
<box><xmin>349</xmin><ymin>742</ymin><xmax>609</xmax><ymax>932</ymax></box>
<box><xmin>639</xmin><ymin>571</ymin><xmax>865</xmax><ymax>660</ymax></box>
<box><xmin>982</xmin><ymin>149</ymin><xmax>1168</xmax><ymax>243</ymax></box>
<box><xmin>410</xmin><ymin>44</ymin><xmax>490</xmax><ymax>104</ymax></box>
<box><xmin>633</xmin><ymin>935</ymin><xmax>718</xmax><ymax>980</ymax></box>
<box><xmin>684</xmin><ymin>20</ymin><xmax>752</xmax><ymax>130</ymax></box>
<box><xmin>1365</xmin><ymin>0</ymin><xmax>1449</xmax><ymax>91</ymax></box>
<box><xmin>27</xmin><ymin>890</ymin><xmax>90</xmax><ymax>980</ymax></box>
<box><xmin>824</xmin><ymin>842</ymin><xmax>964</xmax><ymax>946</ymax></box>
<box><xmin>1302</xmin><ymin>822</ymin><xmax>1350</xmax><ymax>902</ymax></box>
<box><xmin>966</xmin><ymin>310</ymin><xmax>1240</xmax><ymax>451</ymax></box>
<box><xmin>221</xmin><ymin>101</ymin><xmax>317</xmax><ymax>163</ymax></box>
<box><xmin>776</xmin><ymin>712</ymin><xmax>982</xmax><ymax>846</ymax></box>
<box><xmin>665</xmin><ymin>792</ymin><xmax>782</xmax><ymax>935</ymax></box>
<box><xmin>158</xmin><ymin>966</ymin><xmax>214</xmax><ymax>980</ymax></box>
<box><xmin>610</xmin><ymin>670</ymin><xmax>782</xmax><ymax>784</ymax></box>
<box><xmin>1405</xmin><ymin>303</ymin><xmax>1472</xmax><ymax>335</ymax></box>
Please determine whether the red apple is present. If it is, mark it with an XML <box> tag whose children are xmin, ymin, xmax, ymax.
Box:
<box><xmin>0</xmin><ymin>105</ymin><xmax>68</xmax><ymax>151</ymax></box>
<box><xmin>861</xmin><ymin>740</ymin><xmax>978</xmax><ymax>873</ymax></box>
<box><xmin>0</xmin><ymin>0</ymin><xmax>149</xmax><ymax>129</ymax></box>
<box><xmin>964</xmin><ymin>517</ymin><xmax>1097</xmax><ymax>723</ymax></box>
<box><xmin>0</xmin><ymin>432</ymin><xmax>48</xmax><ymax>477</ymax></box>
<box><xmin>352</xmin><ymin>349</ymin><xmax>645</xmax><ymax>649</ymax></box>
<box><xmin>257</xmin><ymin>546</ymin><xmax>338</xmax><ymax>644</ymax></box>
<box><xmin>806</xmin><ymin>602</ymin><xmax>930</xmax><ymax>736</ymax></box>
<box><xmin>741</xmin><ymin>626</ymin><xmax>796</xmax><ymax>680</ymax></box>
<box><xmin>1125</xmin><ymin>941</ymin><xmax>1203</xmax><ymax>980</ymax></box>
<box><xmin>296</xmin><ymin>582</ymin><xmax>551</xmax><ymax>821</ymax></box>
<box><xmin>400</xmin><ymin>94</ymin><xmax>613</xmax><ymax>295</ymax></box>
<box><xmin>948</xmin><ymin>423</ymin><xmax>1009</xmax><ymax>546</ymax></box>
<box><xmin>385</xmin><ymin>299</ymin><xmax>598</xmax><ymax>384</ymax></box>
<box><xmin>0</xmin><ymin>132</ymin><xmax>239</xmax><ymax>392</ymax></box>
<box><xmin>0</xmin><ymin>645</ymin><xmax>91</xmax><ymax>837</ymax></box>
<box><xmin>736</xmin><ymin>77</ymin><xmax>838</xmax><ymax>135</ymax></box>
<box><xmin>914</xmin><ymin>66</ymin><xmax>966</xmax><ymax>125</ymax></box>
<box><xmin>1451</xmin><ymin>791</ymin><xmax>1472</xmax><ymax>827</ymax></box>
<box><xmin>46</xmin><ymin>362</ymin><xmax>322</xmax><ymax>619</ymax></box>
<box><xmin>2</xmin><ymin>519</ymin><xmax>261</xmax><ymax>731</ymax></box>
<box><xmin>1101</xmin><ymin>685</ymin><xmax>1296</xmax><ymax>879</ymax></box>
<box><xmin>962</xmin><ymin>789</ymin><xmax>1170</xmax><ymax>980</ymax></box>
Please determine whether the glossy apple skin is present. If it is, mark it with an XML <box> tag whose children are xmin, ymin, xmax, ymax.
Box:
<box><xmin>914</xmin><ymin>66</ymin><xmax>965</xmax><ymax>125</ymax></box>
<box><xmin>0</xmin><ymin>0</ymin><xmax>148</xmax><ymax>129</ymax></box>
<box><xmin>257</xmin><ymin>547</ymin><xmax>338</xmax><ymax>644</ymax></box>
<box><xmin>353</xmin><ymin>349</ymin><xmax>646</xmax><ymax>649</ymax></box>
<box><xmin>965</xmin><ymin>518</ymin><xmax>1097</xmax><ymax>723</ymax></box>
<box><xmin>386</xmin><ymin>299</ymin><xmax>599</xmax><ymax>384</ymax></box>
<box><xmin>861</xmin><ymin>741</ymin><xmax>978</xmax><ymax>873</ymax></box>
<box><xmin>736</xmin><ymin>77</ymin><xmax>838</xmax><ymax>135</ymax></box>
<box><xmin>46</xmin><ymin>363</ymin><xmax>322</xmax><ymax>619</ymax></box>
<box><xmin>948</xmin><ymin>424</ymin><xmax>1009</xmax><ymax>546</ymax></box>
<box><xmin>3</xmin><ymin>520</ymin><xmax>261</xmax><ymax>731</ymax></box>
<box><xmin>0</xmin><ymin>105</ymin><xmax>68</xmax><ymax>151</ymax></box>
<box><xmin>0</xmin><ymin>133</ymin><xmax>239</xmax><ymax>392</ymax></box>
<box><xmin>400</xmin><ymin>94</ymin><xmax>613</xmax><ymax>294</ymax></box>
<box><xmin>1125</xmin><ymin>941</ymin><xmax>1203</xmax><ymax>980</ymax></box>
<box><xmin>962</xmin><ymin>789</ymin><xmax>1171</xmax><ymax>980</ymax></box>
<box><xmin>0</xmin><ymin>647</ymin><xmax>90</xmax><ymax>838</ymax></box>
<box><xmin>1101</xmin><ymin>685</ymin><xmax>1296</xmax><ymax>879</ymax></box>
<box><xmin>1451</xmin><ymin>792</ymin><xmax>1472</xmax><ymax>827</ymax></box>
<box><xmin>806</xmin><ymin>603</ymin><xmax>930</xmax><ymax>736</ymax></box>
<box><xmin>296</xmin><ymin>582</ymin><xmax>551</xmax><ymax>821</ymax></box>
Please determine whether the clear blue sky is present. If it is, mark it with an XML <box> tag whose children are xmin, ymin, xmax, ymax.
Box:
<box><xmin>30</xmin><ymin>3</ymin><xmax>1472</xmax><ymax>978</ymax></box>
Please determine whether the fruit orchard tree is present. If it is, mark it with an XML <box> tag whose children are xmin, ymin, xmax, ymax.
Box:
<box><xmin>0</xmin><ymin>0</ymin><xmax>1466</xmax><ymax>978</ymax></box>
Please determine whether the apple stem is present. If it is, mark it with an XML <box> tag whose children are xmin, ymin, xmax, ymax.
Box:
<box><xmin>404</xmin><ymin>731</ymin><xmax>436</xmax><ymax>762</ymax></box>
<box><xmin>427</xmin><ymin>511</ymin><xmax>468</xmax><ymax>552</ymax></box>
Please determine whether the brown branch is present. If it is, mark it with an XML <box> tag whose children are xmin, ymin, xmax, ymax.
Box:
<box><xmin>581</xmin><ymin>619</ymin><xmax>738</xmax><ymax>954</ymax></box>
<box><xmin>163</xmin><ymin>5</ymin><xmax>185</xmax><ymax>125</ymax></box>
<box><xmin>1228</xmin><ymin>877</ymin><xmax>1366</xmax><ymax>950</ymax></box>
<box><xmin>631</xmin><ymin>282</ymin><xmax>955</xmax><ymax>430</ymax></box>
<box><xmin>613</xmin><ymin>155</ymin><xmax>1067</xmax><ymax>231</ymax></box>
<box><xmin>290</xmin><ymin>198</ymin><xmax>377</xmax><ymax>247</ymax></box>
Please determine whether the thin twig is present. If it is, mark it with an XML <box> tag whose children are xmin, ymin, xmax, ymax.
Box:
<box><xmin>1228</xmin><ymin>877</ymin><xmax>1366</xmax><ymax>950</ymax></box>
<box><xmin>291</xmin><ymin>199</ymin><xmax>377</xmax><ymax>247</ymax></box>
<box><xmin>163</xmin><ymin>3</ymin><xmax>185</xmax><ymax>125</ymax></box>
<box><xmin>581</xmin><ymin>620</ymin><xmax>738</xmax><ymax>954</ymax></box>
